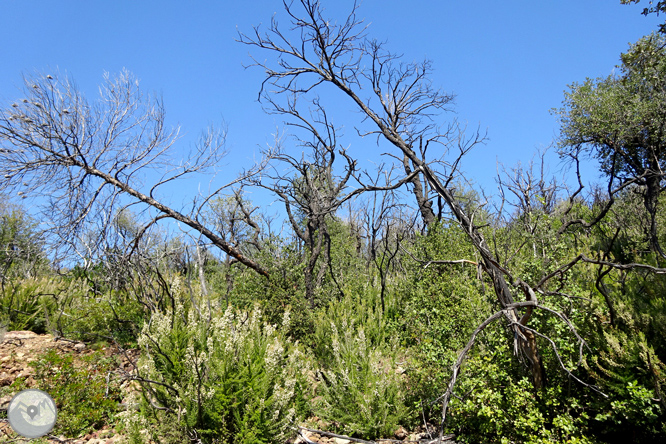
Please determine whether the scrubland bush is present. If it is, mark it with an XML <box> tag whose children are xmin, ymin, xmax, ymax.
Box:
<box><xmin>4</xmin><ymin>349</ymin><xmax>122</xmax><ymax>438</ymax></box>
<box><xmin>1</xmin><ymin>277</ymin><xmax>56</xmax><ymax>333</ymax></box>
<box><xmin>310</xmin><ymin>292</ymin><xmax>413</xmax><ymax>439</ymax></box>
<box><xmin>129</xmin><ymin>277</ymin><xmax>309</xmax><ymax>443</ymax></box>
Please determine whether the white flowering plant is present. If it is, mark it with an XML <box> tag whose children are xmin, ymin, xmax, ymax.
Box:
<box><xmin>135</xmin><ymin>281</ymin><xmax>310</xmax><ymax>443</ymax></box>
<box><xmin>311</xmin><ymin>293</ymin><xmax>413</xmax><ymax>439</ymax></box>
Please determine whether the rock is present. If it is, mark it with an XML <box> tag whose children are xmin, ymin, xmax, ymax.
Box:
<box><xmin>333</xmin><ymin>438</ymin><xmax>351</xmax><ymax>444</ymax></box>
<box><xmin>74</xmin><ymin>343</ymin><xmax>86</xmax><ymax>351</ymax></box>
<box><xmin>0</xmin><ymin>372</ymin><xmax>11</xmax><ymax>387</ymax></box>
<box><xmin>3</xmin><ymin>330</ymin><xmax>39</xmax><ymax>340</ymax></box>
<box><xmin>0</xmin><ymin>394</ymin><xmax>11</xmax><ymax>408</ymax></box>
<box><xmin>395</xmin><ymin>426</ymin><xmax>408</xmax><ymax>439</ymax></box>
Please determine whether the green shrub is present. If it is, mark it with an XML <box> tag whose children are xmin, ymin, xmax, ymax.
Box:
<box><xmin>1</xmin><ymin>277</ymin><xmax>58</xmax><ymax>333</ymax></box>
<box><xmin>395</xmin><ymin>223</ymin><xmax>491</xmax><ymax>417</ymax></box>
<box><xmin>133</xmin><ymin>282</ymin><xmax>309</xmax><ymax>443</ymax></box>
<box><xmin>309</xmin><ymin>291</ymin><xmax>413</xmax><ymax>439</ymax></box>
<box><xmin>582</xmin><ymin>329</ymin><xmax>666</xmax><ymax>442</ymax></box>
<box><xmin>49</xmin><ymin>283</ymin><xmax>145</xmax><ymax>347</ymax></box>
<box><xmin>313</xmin><ymin>318</ymin><xmax>412</xmax><ymax>439</ymax></box>
<box><xmin>446</xmin><ymin>348</ymin><xmax>600</xmax><ymax>444</ymax></box>
<box><xmin>5</xmin><ymin>349</ymin><xmax>122</xmax><ymax>438</ymax></box>
<box><xmin>0</xmin><ymin>275</ymin><xmax>144</xmax><ymax>346</ymax></box>
<box><xmin>219</xmin><ymin>236</ymin><xmax>316</xmax><ymax>342</ymax></box>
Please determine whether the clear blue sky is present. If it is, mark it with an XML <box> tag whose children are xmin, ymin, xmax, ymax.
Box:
<box><xmin>0</xmin><ymin>0</ymin><xmax>662</xmax><ymax>215</ymax></box>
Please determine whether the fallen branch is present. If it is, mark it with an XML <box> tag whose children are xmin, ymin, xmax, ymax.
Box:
<box><xmin>400</xmin><ymin>244</ymin><xmax>478</xmax><ymax>269</ymax></box>
<box><xmin>296</xmin><ymin>426</ymin><xmax>456</xmax><ymax>444</ymax></box>
<box><xmin>298</xmin><ymin>426</ymin><xmax>375</xmax><ymax>444</ymax></box>
<box><xmin>436</xmin><ymin>301</ymin><xmax>597</xmax><ymax>441</ymax></box>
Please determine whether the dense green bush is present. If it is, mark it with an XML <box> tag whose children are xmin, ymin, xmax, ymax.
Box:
<box><xmin>217</xmin><ymin>235</ymin><xmax>317</xmax><ymax>342</ymax></box>
<box><xmin>446</xmin><ymin>344</ymin><xmax>601</xmax><ymax>444</ymax></box>
<box><xmin>1</xmin><ymin>277</ymin><xmax>58</xmax><ymax>333</ymax></box>
<box><xmin>395</xmin><ymin>223</ymin><xmax>492</xmax><ymax>414</ymax></box>
<box><xmin>390</xmin><ymin>213</ymin><xmax>666</xmax><ymax>442</ymax></box>
<box><xmin>129</xmin><ymin>279</ymin><xmax>309</xmax><ymax>443</ymax></box>
<box><xmin>581</xmin><ymin>328</ymin><xmax>666</xmax><ymax>441</ymax></box>
<box><xmin>310</xmin><ymin>292</ymin><xmax>413</xmax><ymax>439</ymax></box>
<box><xmin>0</xmin><ymin>273</ymin><xmax>145</xmax><ymax>346</ymax></box>
<box><xmin>49</xmin><ymin>281</ymin><xmax>146</xmax><ymax>347</ymax></box>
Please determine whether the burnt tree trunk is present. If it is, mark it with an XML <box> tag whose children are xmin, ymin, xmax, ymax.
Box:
<box><xmin>410</xmin><ymin>149</ymin><xmax>547</xmax><ymax>388</ymax></box>
<box><xmin>303</xmin><ymin>218</ymin><xmax>326</xmax><ymax>308</ymax></box>
<box><xmin>402</xmin><ymin>154</ymin><xmax>435</xmax><ymax>229</ymax></box>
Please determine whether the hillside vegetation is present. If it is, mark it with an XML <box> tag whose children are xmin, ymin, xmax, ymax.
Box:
<box><xmin>2</xmin><ymin>1</ymin><xmax>666</xmax><ymax>443</ymax></box>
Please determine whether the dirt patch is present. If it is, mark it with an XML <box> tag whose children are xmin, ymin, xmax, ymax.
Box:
<box><xmin>0</xmin><ymin>331</ymin><xmax>139</xmax><ymax>443</ymax></box>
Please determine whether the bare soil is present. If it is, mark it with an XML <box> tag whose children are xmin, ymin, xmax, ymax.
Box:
<box><xmin>0</xmin><ymin>331</ymin><xmax>138</xmax><ymax>443</ymax></box>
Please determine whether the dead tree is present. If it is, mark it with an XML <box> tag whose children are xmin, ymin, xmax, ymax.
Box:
<box><xmin>362</xmin><ymin>171</ymin><xmax>415</xmax><ymax>312</ymax></box>
<box><xmin>255</xmin><ymin>97</ymin><xmax>357</xmax><ymax>307</ymax></box>
<box><xmin>491</xmin><ymin>150</ymin><xmax>563</xmax><ymax>277</ymax></box>
<box><xmin>239</xmin><ymin>0</ymin><xmax>576</xmax><ymax>424</ymax></box>
<box><xmin>0</xmin><ymin>70</ymin><xmax>269</xmax><ymax>276</ymax></box>
<box><xmin>258</xmin><ymin>103</ymin><xmax>393</xmax><ymax>305</ymax></box>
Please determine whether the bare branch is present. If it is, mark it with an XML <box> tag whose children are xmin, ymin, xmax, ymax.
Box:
<box><xmin>0</xmin><ymin>71</ymin><xmax>269</xmax><ymax>276</ymax></box>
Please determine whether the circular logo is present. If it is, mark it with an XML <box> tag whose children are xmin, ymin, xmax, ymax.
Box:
<box><xmin>7</xmin><ymin>389</ymin><xmax>58</xmax><ymax>438</ymax></box>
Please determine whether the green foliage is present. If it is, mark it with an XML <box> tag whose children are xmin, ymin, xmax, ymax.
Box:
<box><xmin>133</xmin><ymin>282</ymin><xmax>309</xmax><ymax>444</ymax></box>
<box><xmin>318</xmin><ymin>216</ymin><xmax>370</xmax><ymax>299</ymax></box>
<box><xmin>221</xmin><ymin>234</ymin><xmax>314</xmax><ymax>342</ymax></box>
<box><xmin>446</xmin><ymin>346</ymin><xmax>601</xmax><ymax>444</ymax></box>
<box><xmin>48</xmin><ymin>279</ymin><xmax>145</xmax><ymax>347</ymax></box>
<box><xmin>5</xmin><ymin>349</ymin><xmax>122</xmax><ymax>438</ymax></box>
<box><xmin>556</xmin><ymin>33</ymin><xmax>666</xmax><ymax>186</ymax></box>
<box><xmin>396</xmin><ymin>223</ymin><xmax>491</xmax><ymax>414</ymax></box>
<box><xmin>4</xmin><ymin>196</ymin><xmax>665</xmax><ymax>443</ymax></box>
<box><xmin>582</xmin><ymin>328</ymin><xmax>666</xmax><ymax>441</ymax></box>
<box><xmin>0</xmin><ymin>273</ymin><xmax>145</xmax><ymax>346</ymax></box>
<box><xmin>0</xmin><ymin>200</ymin><xmax>48</xmax><ymax>285</ymax></box>
<box><xmin>310</xmin><ymin>291</ymin><xmax>413</xmax><ymax>439</ymax></box>
<box><xmin>311</xmin><ymin>288</ymin><xmax>393</xmax><ymax>365</ymax></box>
<box><xmin>0</xmin><ymin>277</ymin><xmax>57</xmax><ymax>333</ymax></box>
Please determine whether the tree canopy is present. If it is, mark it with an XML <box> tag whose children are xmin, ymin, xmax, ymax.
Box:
<box><xmin>556</xmin><ymin>32</ymin><xmax>666</xmax><ymax>258</ymax></box>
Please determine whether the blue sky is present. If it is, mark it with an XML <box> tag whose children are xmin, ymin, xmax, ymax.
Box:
<box><xmin>0</xmin><ymin>1</ymin><xmax>662</xmax><ymax>217</ymax></box>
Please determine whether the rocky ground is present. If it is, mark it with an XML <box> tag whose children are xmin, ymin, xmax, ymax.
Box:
<box><xmin>0</xmin><ymin>331</ymin><xmax>451</xmax><ymax>444</ymax></box>
<box><xmin>0</xmin><ymin>330</ymin><xmax>138</xmax><ymax>444</ymax></box>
